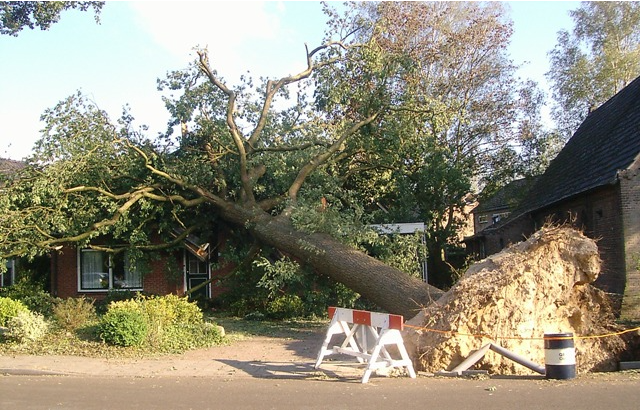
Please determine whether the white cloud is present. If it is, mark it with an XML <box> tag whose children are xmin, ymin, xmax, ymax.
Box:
<box><xmin>130</xmin><ymin>1</ymin><xmax>286</xmax><ymax>80</ymax></box>
<box><xmin>0</xmin><ymin>1</ymin><xmax>329</xmax><ymax>160</ymax></box>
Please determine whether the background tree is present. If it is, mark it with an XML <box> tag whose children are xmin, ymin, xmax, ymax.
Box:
<box><xmin>480</xmin><ymin>80</ymin><xmax>564</xmax><ymax>200</ymax></box>
<box><xmin>0</xmin><ymin>1</ymin><xmax>103</xmax><ymax>36</ymax></box>
<box><xmin>316</xmin><ymin>2</ymin><xmax>547</xmax><ymax>287</ymax></box>
<box><xmin>547</xmin><ymin>1</ymin><xmax>640</xmax><ymax>138</ymax></box>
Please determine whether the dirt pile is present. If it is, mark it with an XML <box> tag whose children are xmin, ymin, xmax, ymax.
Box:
<box><xmin>404</xmin><ymin>225</ymin><xmax>636</xmax><ymax>375</ymax></box>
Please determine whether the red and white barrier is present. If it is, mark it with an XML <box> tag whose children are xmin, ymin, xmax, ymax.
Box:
<box><xmin>314</xmin><ymin>307</ymin><xmax>416</xmax><ymax>383</ymax></box>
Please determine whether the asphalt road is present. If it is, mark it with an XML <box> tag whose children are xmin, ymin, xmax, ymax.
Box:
<box><xmin>1</xmin><ymin>374</ymin><xmax>639</xmax><ymax>410</ymax></box>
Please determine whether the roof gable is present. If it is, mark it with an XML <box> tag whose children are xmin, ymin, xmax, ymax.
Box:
<box><xmin>474</xmin><ymin>177</ymin><xmax>538</xmax><ymax>214</ymax></box>
<box><xmin>0</xmin><ymin>158</ymin><xmax>25</xmax><ymax>175</ymax></box>
<box><xmin>514</xmin><ymin>75</ymin><xmax>640</xmax><ymax>216</ymax></box>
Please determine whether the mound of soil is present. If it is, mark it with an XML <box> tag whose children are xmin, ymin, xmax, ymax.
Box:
<box><xmin>405</xmin><ymin>226</ymin><xmax>637</xmax><ymax>375</ymax></box>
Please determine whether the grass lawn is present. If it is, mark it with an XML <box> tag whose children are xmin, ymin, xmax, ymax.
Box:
<box><xmin>0</xmin><ymin>312</ymin><xmax>328</xmax><ymax>359</ymax></box>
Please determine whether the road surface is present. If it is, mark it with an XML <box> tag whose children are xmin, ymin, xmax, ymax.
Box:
<box><xmin>1</xmin><ymin>373</ymin><xmax>639</xmax><ymax>410</ymax></box>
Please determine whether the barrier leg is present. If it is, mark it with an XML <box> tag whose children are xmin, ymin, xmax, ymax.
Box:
<box><xmin>314</xmin><ymin>318</ymin><xmax>341</xmax><ymax>369</ymax></box>
<box><xmin>315</xmin><ymin>320</ymin><xmax>363</xmax><ymax>369</ymax></box>
<box><xmin>361</xmin><ymin>329</ymin><xmax>416</xmax><ymax>383</ymax></box>
<box><xmin>362</xmin><ymin>342</ymin><xmax>383</xmax><ymax>383</ymax></box>
<box><xmin>395</xmin><ymin>334</ymin><xmax>417</xmax><ymax>379</ymax></box>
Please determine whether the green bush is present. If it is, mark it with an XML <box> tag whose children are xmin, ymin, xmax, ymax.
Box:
<box><xmin>99</xmin><ymin>308</ymin><xmax>148</xmax><ymax>347</ymax></box>
<box><xmin>136</xmin><ymin>295</ymin><xmax>203</xmax><ymax>349</ymax></box>
<box><xmin>266</xmin><ymin>294</ymin><xmax>304</xmax><ymax>319</ymax></box>
<box><xmin>95</xmin><ymin>290</ymin><xmax>140</xmax><ymax>315</ymax></box>
<box><xmin>98</xmin><ymin>295</ymin><xmax>219</xmax><ymax>352</ymax></box>
<box><xmin>0</xmin><ymin>297</ymin><xmax>29</xmax><ymax>327</ymax></box>
<box><xmin>142</xmin><ymin>294</ymin><xmax>203</xmax><ymax>326</ymax></box>
<box><xmin>0</xmin><ymin>281</ymin><xmax>57</xmax><ymax>317</ymax></box>
<box><xmin>228</xmin><ymin>297</ymin><xmax>267</xmax><ymax>318</ymax></box>
<box><xmin>53</xmin><ymin>297</ymin><xmax>97</xmax><ymax>331</ymax></box>
<box><xmin>5</xmin><ymin>310</ymin><xmax>49</xmax><ymax>343</ymax></box>
<box><xmin>157</xmin><ymin>322</ymin><xmax>224</xmax><ymax>353</ymax></box>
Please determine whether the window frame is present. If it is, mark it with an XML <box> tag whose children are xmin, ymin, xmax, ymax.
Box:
<box><xmin>1</xmin><ymin>259</ymin><xmax>15</xmax><ymax>288</ymax></box>
<box><xmin>77</xmin><ymin>248</ymin><xmax>143</xmax><ymax>292</ymax></box>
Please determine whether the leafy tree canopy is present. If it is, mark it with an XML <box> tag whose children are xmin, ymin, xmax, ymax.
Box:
<box><xmin>0</xmin><ymin>1</ymin><xmax>103</xmax><ymax>36</ymax></box>
<box><xmin>319</xmin><ymin>2</ymin><xmax>559</xmax><ymax>284</ymax></box>
<box><xmin>0</xmin><ymin>2</ymin><xmax>554</xmax><ymax>313</ymax></box>
<box><xmin>547</xmin><ymin>1</ymin><xmax>640</xmax><ymax>138</ymax></box>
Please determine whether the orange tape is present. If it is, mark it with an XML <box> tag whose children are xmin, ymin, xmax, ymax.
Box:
<box><xmin>404</xmin><ymin>323</ymin><xmax>640</xmax><ymax>341</ymax></box>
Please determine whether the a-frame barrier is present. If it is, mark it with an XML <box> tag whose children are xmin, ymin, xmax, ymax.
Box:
<box><xmin>314</xmin><ymin>307</ymin><xmax>416</xmax><ymax>383</ymax></box>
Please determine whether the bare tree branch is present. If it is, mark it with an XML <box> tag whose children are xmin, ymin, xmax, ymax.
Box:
<box><xmin>247</xmin><ymin>41</ymin><xmax>354</xmax><ymax>150</ymax></box>
<box><xmin>197</xmin><ymin>50</ymin><xmax>255</xmax><ymax>203</ymax></box>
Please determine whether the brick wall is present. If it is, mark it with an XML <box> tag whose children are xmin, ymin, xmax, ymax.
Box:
<box><xmin>51</xmin><ymin>245</ymin><xmax>79</xmax><ymax>298</ymax></box>
<box><xmin>619</xmin><ymin>166</ymin><xmax>640</xmax><ymax>320</ymax></box>
<box><xmin>51</xmin><ymin>245</ymin><xmax>186</xmax><ymax>300</ymax></box>
<box><xmin>527</xmin><ymin>186</ymin><xmax>626</xmax><ymax>314</ymax></box>
<box><xmin>478</xmin><ymin>184</ymin><xmax>629</xmax><ymax>315</ymax></box>
<box><xmin>481</xmin><ymin>214</ymin><xmax>536</xmax><ymax>257</ymax></box>
<box><xmin>587</xmin><ymin>187</ymin><xmax>626</xmax><ymax>297</ymax></box>
<box><xmin>142</xmin><ymin>251</ymin><xmax>185</xmax><ymax>296</ymax></box>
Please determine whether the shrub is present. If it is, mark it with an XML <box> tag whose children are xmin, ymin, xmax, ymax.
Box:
<box><xmin>0</xmin><ymin>297</ymin><xmax>29</xmax><ymax>326</ymax></box>
<box><xmin>53</xmin><ymin>297</ymin><xmax>97</xmax><ymax>331</ymax></box>
<box><xmin>5</xmin><ymin>310</ymin><xmax>49</xmax><ymax>343</ymax></box>
<box><xmin>228</xmin><ymin>297</ymin><xmax>266</xmax><ymax>318</ymax></box>
<box><xmin>0</xmin><ymin>281</ymin><xmax>57</xmax><ymax>318</ymax></box>
<box><xmin>98</xmin><ymin>295</ymin><xmax>215</xmax><ymax>351</ymax></box>
<box><xmin>266</xmin><ymin>294</ymin><xmax>304</xmax><ymax>319</ymax></box>
<box><xmin>95</xmin><ymin>290</ymin><xmax>140</xmax><ymax>315</ymax></box>
<box><xmin>141</xmin><ymin>295</ymin><xmax>204</xmax><ymax>350</ymax></box>
<box><xmin>99</xmin><ymin>308</ymin><xmax>148</xmax><ymax>347</ymax></box>
<box><xmin>142</xmin><ymin>294</ymin><xmax>203</xmax><ymax>326</ymax></box>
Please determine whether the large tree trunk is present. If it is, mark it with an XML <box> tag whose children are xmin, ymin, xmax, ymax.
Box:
<box><xmin>217</xmin><ymin>201</ymin><xmax>443</xmax><ymax>318</ymax></box>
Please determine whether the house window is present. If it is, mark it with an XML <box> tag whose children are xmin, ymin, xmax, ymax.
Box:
<box><xmin>492</xmin><ymin>212</ymin><xmax>510</xmax><ymax>224</ymax></box>
<box><xmin>188</xmin><ymin>253</ymin><xmax>208</xmax><ymax>276</ymax></box>
<box><xmin>1</xmin><ymin>259</ymin><xmax>15</xmax><ymax>287</ymax></box>
<box><xmin>79</xmin><ymin>249</ymin><xmax>143</xmax><ymax>291</ymax></box>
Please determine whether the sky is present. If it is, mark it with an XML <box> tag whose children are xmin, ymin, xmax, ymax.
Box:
<box><xmin>0</xmin><ymin>1</ymin><xmax>580</xmax><ymax>161</ymax></box>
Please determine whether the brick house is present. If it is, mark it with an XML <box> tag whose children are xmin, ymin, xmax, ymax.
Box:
<box><xmin>465</xmin><ymin>75</ymin><xmax>640</xmax><ymax>320</ymax></box>
<box><xmin>464</xmin><ymin>177</ymin><xmax>538</xmax><ymax>258</ymax></box>
<box><xmin>49</xmin><ymin>230</ymin><xmax>230</xmax><ymax>302</ymax></box>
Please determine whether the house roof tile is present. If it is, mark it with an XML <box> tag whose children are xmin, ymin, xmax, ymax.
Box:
<box><xmin>474</xmin><ymin>177</ymin><xmax>538</xmax><ymax>214</ymax></box>
<box><xmin>510</xmin><ymin>74</ymin><xmax>640</xmax><ymax>218</ymax></box>
<box><xmin>0</xmin><ymin>158</ymin><xmax>25</xmax><ymax>175</ymax></box>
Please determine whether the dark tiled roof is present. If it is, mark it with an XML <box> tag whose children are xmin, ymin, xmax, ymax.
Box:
<box><xmin>511</xmin><ymin>75</ymin><xmax>640</xmax><ymax>218</ymax></box>
<box><xmin>474</xmin><ymin>177</ymin><xmax>538</xmax><ymax>214</ymax></box>
<box><xmin>0</xmin><ymin>158</ymin><xmax>25</xmax><ymax>175</ymax></box>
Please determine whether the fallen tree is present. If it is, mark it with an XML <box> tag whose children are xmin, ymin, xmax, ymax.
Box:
<box><xmin>404</xmin><ymin>225</ymin><xmax>639</xmax><ymax>374</ymax></box>
<box><xmin>3</xmin><ymin>3</ymin><xmax>515</xmax><ymax>316</ymax></box>
<box><xmin>0</xmin><ymin>4</ymin><xmax>613</xmax><ymax>324</ymax></box>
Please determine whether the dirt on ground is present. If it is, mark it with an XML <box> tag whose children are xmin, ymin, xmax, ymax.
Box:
<box><xmin>405</xmin><ymin>225</ymin><xmax>640</xmax><ymax>375</ymax></box>
<box><xmin>0</xmin><ymin>327</ymin><xmax>342</xmax><ymax>379</ymax></box>
<box><xmin>2</xmin><ymin>326</ymin><xmax>640</xmax><ymax>387</ymax></box>
<box><xmin>2</xmin><ymin>226</ymin><xmax>640</xmax><ymax>381</ymax></box>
